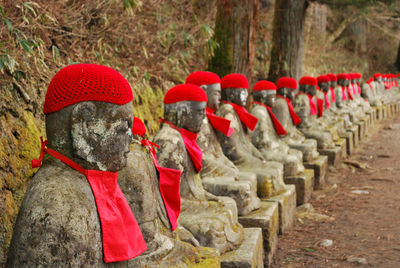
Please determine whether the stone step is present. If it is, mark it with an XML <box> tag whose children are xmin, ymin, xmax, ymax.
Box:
<box><xmin>304</xmin><ymin>155</ymin><xmax>328</xmax><ymax>190</ymax></box>
<box><xmin>221</xmin><ymin>228</ymin><xmax>264</xmax><ymax>268</ymax></box>
<box><xmin>265</xmin><ymin>184</ymin><xmax>296</xmax><ymax>235</ymax></box>
<box><xmin>284</xmin><ymin>169</ymin><xmax>314</xmax><ymax>206</ymax></box>
<box><xmin>319</xmin><ymin>144</ymin><xmax>343</xmax><ymax>168</ymax></box>
<box><xmin>238</xmin><ymin>202</ymin><xmax>279</xmax><ymax>267</ymax></box>
<box><xmin>355</xmin><ymin>120</ymin><xmax>365</xmax><ymax>140</ymax></box>
<box><xmin>348</xmin><ymin>125</ymin><xmax>359</xmax><ymax>148</ymax></box>
<box><xmin>342</xmin><ymin>131</ymin><xmax>354</xmax><ymax>156</ymax></box>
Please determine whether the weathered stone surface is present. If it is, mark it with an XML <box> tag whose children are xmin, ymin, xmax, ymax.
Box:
<box><xmin>284</xmin><ymin>169</ymin><xmax>314</xmax><ymax>205</ymax></box>
<box><xmin>348</xmin><ymin>125</ymin><xmax>359</xmax><ymax>148</ymax></box>
<box><xmin>265</xmin><ymin>184</ymin><xmax>296</xmax><ymax>234</ymax></box>
<box><xmin>342</xmin><ymin>131</ymin><xmax>354</xmax><ymax>155</ymax></box>
<box><xmin>319</xmin><ymin>145</ymin><xmax>342</xmax><ymax>168</ymax></box>
<box><xmin>221</xmin><ymin>228</ymin><xmax>264</xmax><ymax>268</ymax></box>
<box><xmin>335</xmin><ymin>138</ymin><xmax>347</xmax><ymax>159</ymax></box>
<box><xmin>304</xmin><ymin>155</ymin><xmax>328</xmax><ymax>190</ymax></box>
<box><xmin>239</xmin><ymin>201</ymin><xmax>279</xmax><ymax>266</ymax></box>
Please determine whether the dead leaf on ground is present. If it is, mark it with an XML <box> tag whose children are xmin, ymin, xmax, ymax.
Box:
<box><xmin>343</xmin><ymin>160</ymin><xmax>369</xmax><ymax>169</ymax></box>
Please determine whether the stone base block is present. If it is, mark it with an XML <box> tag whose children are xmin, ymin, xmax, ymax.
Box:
<box><xmin>238</xmin><ymin>201</ymin><xmax>279</xmax><ymax>267</ymax></box>
<box><xmin>304</xmin><ymin>155</ymin><xmax>328</xmax><ymax>189</ymax></box>
<box><xmin>319</xmin><ymin>145</ymin><xmax>343</xmax><ymax>168</ymax></box>
<box><xmin>356</xmin><ymin>120</ymin><xmax>365</xmax><ymax>141</ymax></box>
<box><xmin>342</xmin><ymin>131</ymin><xmax>353</xmax><ymax>156</ymax></box>
<box><xmin>284</xmin><ymin>169</ymin><xmax>314</xmax><ymax>206</ymax></box>
<box><xmin>335</xmin><ymin>138</ymin><xmax>347</xmax><ymax>158</ymax></box>
<box><xmin>376</xmin><ymin>106</ymin><xmax>384</xmax><ymax>120</ymax></box>
<box><xmin>383</xmin><ymin>105</ymin><xmax>388</xmax><ymax>118</ymax></box>
<box><xmin>265</xmin><ymin>185</ymin><xmax>296</xmax><ymax>234</ymax></box>
<box><xmin>348</xmin><ymin>125</ymin><xmax>359</xmax><ymax>148</ymax></box>
<box><xmin>221</xmin><ymin>228</ymin><xmax>264</xmax><ymax>268</ymax></box>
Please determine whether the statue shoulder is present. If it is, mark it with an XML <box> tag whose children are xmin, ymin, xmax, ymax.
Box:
<box><xmin>250</xmin><ymin>104</ymin><xmax>267</xmax><ymax>119</ymax></box>
<box><xmin>294</xmin><ymin>94</ymin><xmax>308</xmax><ymax>106</ymax></box>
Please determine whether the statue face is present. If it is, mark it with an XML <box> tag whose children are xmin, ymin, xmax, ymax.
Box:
<box><xmin>71</xmin><ymin>102</ymin><xmax>134</xmax><ymax>172</ymax></box>
<box><xmin>201</xmin><ymin>83</ymin><xmax>221</xmax><ymax>111</ymax></box>
<box><xmin>305</xmin><ymin>85</ymin><xmax>316</xmax><ymax>96</ymax></box>
<box><xmin>253</xmin><ymin>91</ymin><xmax>276</xmax><ymax>107</ymax></box>
<box><xmin>330</xmin><ymin>81</ymin><xmax>337</xmax><ymax>88</ymax></box>
<box><xmin>222</xmin><ymin>88</ymin><xmax>248</xmax><ymax>107</ymax></box>
<box><xmin>319</xmin><ymin>82</ymin><xmax>329</xmax><ymax>92</ymax></box>
<box><xmin>277</xmin><ymin>87</ymin><xmax>295</xmax><ymax>101</ymax></box>
<box><xmin>180</xmin><ymin>101</ymin><xmax>207</xmax><ymax>133</ymax></box>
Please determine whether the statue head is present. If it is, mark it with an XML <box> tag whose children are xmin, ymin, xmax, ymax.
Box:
<box><xmin>299</xmin><ymin>76</ymin><xmax>317</xmax><ymax>96</ymax></box>
<box><xmin>373</xmin><ymin>73</ymin><xmax>383</xmax><ymax>83</ymax></box>
<box><xmin>317</xmin><ymin>75</ymin><xmax>330</xmax><ymax>92</ymax></box>
<box><xmin>327</xmin><ymin>73</ymin><xmax>337</xmax><ymax>88</ymax></box>
<box><xmin>221</xmin><ymin>73</ymin><xmax>249</xmax><ymax>107</ymax></box>
<box><xmin>44</xmin><ymin>64</ymin><xmax>134</xmax><ymax>172</ymax></box>
<box><xmin>337</xmin><ymin>73</ymin><xmax>349</xmax><ymax>86</ymax></box>
<box><xmin>252</xmin><ymin>80</ymin><xmax>277</xmax><ymax>108</ymax></box>
<box><xmin>186</xmin><ymin>71</ymin><xmax>221</xmax><ymax>111</ymax></box>
<box><xmin>276</xmin><ymin>77</ymin><xmax>297</xmax><ymax>101</ymax></box>
<box><xmin>163</xmin><ymin>84</ymin><xmax>207</xmax><ymax>133</ymax></box>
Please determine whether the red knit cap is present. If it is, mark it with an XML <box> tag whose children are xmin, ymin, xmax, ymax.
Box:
<box><xmin>185</xmin><ymin>71</ymin><xmax>221</xmax><ymax>86</ymax></box>
<box><xmin>337</xmin><ymin>73</ymin><xmax>348</xmax><ymax>80</ymax></box>
<box><xmin>163</xmin><ymin>84</ymin><xmax>207</xmax><ymax>104</ymax></box>
<box><xmin>252</xmin><ymin>80</ymin><xmax>276</xmax><ymax>91</ymax></box>
<box><xmin>327</xmin><ymin>73</ymin><xmax>337</xmax><ymax>81</ymax></box>
<box><xmin>299</xmin><ymin>76</ymin><xmax>317</xmax><ymax>86</ymax></box>
<box><xmin>373</xmin><ymin>73</ymin><xmax>382</xmax><ymax>79</ymax></box>
<box><xmin>221</xmin><ymin>73</ymin><xmax>249</xmax><ymax>89</ymax></box>
<box><xmin>44</xmin><ymin>64</ymin><xmax>133</xmax><ymax>114</ymax></box>
<box><xmin>354</xmin><ymin>73</ymin><xmax>362</xmax><ymax>79</ymax></box>
<box><xmin>277</xmin><ymin>77</ymin><xmax>297</xmax><ymax>89</ymax></box>
<box><xmin>317</xmin><ymin>75</ymin><xmax>330</xmax><ymax>83</ymax></box>
<box><xmin>132</xmin><ymin>116</ymin><xmax>147</xmax><ymax>137</ymax></box>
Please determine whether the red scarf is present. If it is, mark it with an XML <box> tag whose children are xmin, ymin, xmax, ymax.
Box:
<box><xmin>140</xmin><ymin>139</ymin><xmax>181</xmax><ymax>231</ymax></box>
<box><xmin>277</xmin><ymin>95</ymin><xmax>302</xmax><ymax>126</ymax></box>
<box><xmin>316</xmin><ymin>97</ymin><xmax>324</xmax><ymax>117</ymax></box>
<box><xmin>251</xmin><ymin>101</ymin><xmax>287</xmax><ymax>136</ymax></box>
<box><xmin>32</xmin><ymin>137</ymin><xmax>147</xmax><ymax>263</ymax></box>
<box><xmin>329</xmin><ymin>87</ymin><xmax>336</xmax><ymax>103</ymax></box>
<box><xmin>346</xmin><ymin>86</ymin><xmax>354</xmax><ymax>100</ymax></box>
<box><xmin>206</xmin><ymin>107</ymin><xmax>234</xmax><ymax>137</ymax></box>
<box><xmin>160</xmin><ymin>119</ymin><xmax>203</xmax><ymax>173</ymax></box>
<box><xmin>351</xmin><ymin>84</ymin><xmax>356</xmax><ymax>95</ymax></box>
<box><xmin>356</xmin><ymin>83</ymin><xmax>361</xmax><ymax>94</ymax></box>
<box><xmin>297</xmin><ymin>92</ymin><xmax>317</xmax><ymax>115</ymax></box>
<box><xmin>340</xmin><ymin>86</ymin><xmax>347</xmax><ymax>101</ymax></box>
<box><xmin>221</xmin><ymin>100</ymin><xmax>258</xmax><ymax>131</ymax></box>
<box><xmin>323</xmin><ymin>91</ymin><xmax>330</xmax><ymax>109</ymax></box>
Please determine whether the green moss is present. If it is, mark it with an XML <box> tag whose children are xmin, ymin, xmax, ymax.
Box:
<box><xmin>185</xmin><ymin>246</ymin><xmax>220</xmax><ymax>268</ymax></box>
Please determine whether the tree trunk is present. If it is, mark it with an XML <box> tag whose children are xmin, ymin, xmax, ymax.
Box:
<box><xmin>268</xmin><ymin>0</ymin><xmax>308</xmax><ymax>82</ymax></box>
<box><xmin>396</xmin><ymin>41</ymin><xmax>400</xmax><ymax>71</ymax></box>
<box><xmin>208</xmin><ymin>0</ymin><xmax>259</xmax><ymax>82</ymax></box>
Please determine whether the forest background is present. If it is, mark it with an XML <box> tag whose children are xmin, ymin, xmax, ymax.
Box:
<box><xmin>0</xmin><ymin>0</ymin><xmax>399</xmax><ymax>265</ymax></box>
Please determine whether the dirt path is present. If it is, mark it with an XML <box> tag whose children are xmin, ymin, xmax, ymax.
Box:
<box><xmin>272</xmin><ymin>116</ymin><xmax>400</xmax><ymax>267</ymax></box>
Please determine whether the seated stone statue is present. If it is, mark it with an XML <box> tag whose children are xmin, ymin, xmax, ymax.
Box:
<box><xmin>186</xmin><ymin>71</ymin><xmax>260</xmax><ymax>216</ymax></box>
<box><xmin>249</xmin><ymin>80</ymin><xmax>304</xmax><ymax>177</ymax></box>
<box><xmin>336</xmin><ymin>73</ymin><xmax>365</xmax><ymax>123</ymax></box>
<box><xmin>362</xmin><ymin>78</ymin><xmax>382</xmax><ymax>106</ymax></box>
<box><xmin>350</xmin><ymin>73</ymin><xmax>373</xmax><ymax>114</ymax></box>
<box><xmin>272</xmin><ymin>77</ymin><xmax>320</xmax><ymax>163</ymax></box>
<box><xmin>214</xmin><ymin>73</ymin><xmax>286</xmax><ymax>199</ymax></box>
<box><xmin>153</xmin><ymin>84</ymin><xmax>244</xmax><ymax>254</ymax></box>
<box><xmin>8</xmin><ymin>64</ymin><xmax>147</xmax><ymax>267</ymax></box>
<box><xmin>374</xmin><ymin>73</ymin><xmax>400</xmax><ymax>103</ymax></box>
<box><xmin>294</xmin><ymin>76</ymin><xmax>336</xmax><ymax>149</ymax></box>
<box><xmin>119</xmin><ymin>117</ymin><xmax>204</xmax><ymax>267</ymax></box>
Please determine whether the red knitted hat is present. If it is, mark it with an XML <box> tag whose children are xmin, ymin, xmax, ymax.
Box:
<box><xmin>354</xmin><ymin>73</ymin><xmax>362</xmax><ymax>79</ymax></box>
<box><xmin>337</xmin><ymin>73</ymin><xmax>348</xmax><ymax>80</ymax></box>
<box><xmin>185</xmin><ymin>71</ymin><xmax>221</xmax><ymax>86</ymax></box>
<box><xmin>317</xmin><ymin>75</ymin><xmax>330</xmax><ymax>83</ymax></box>
<box><xmin>221</xmin><ymin>73</ymin><xmax>249</xmax><ymax>89</ymax></box>
<box><xmin>277</xmin><ymin>77</ymin><xmax>297</xmax><ymax>89</ymax></box>
<box><xmin>327</xmin><ymin>73</ymin><xmax>337</xmax><ymax>81</ymax></box>
<box><xmin>163</xmin><ymin>84</ymin><xmax>207</xmax><ymax>104</ymax></box>
<box><xmin>299</xmin><ymin>76</ymin><xmax>317</xmax><ymax>86</ymax></box>
<box><xmin>252</xmin><ymin>80</ymin><xmax>276</xmax><ymax>91</ymax></box>
<box><xmin>132</xmin><ymin>116</ymin><xmax>147</xmax><ymax>137</ymax></box>
<box><xmin>44</xmin><ymin>64</ymin><xmax>133</xmax><ymax>114</ymax></box>
<box><xmin>373</xmin><ymin>73</ymin><xmax>382</xmax><ymax>79</ymax></box>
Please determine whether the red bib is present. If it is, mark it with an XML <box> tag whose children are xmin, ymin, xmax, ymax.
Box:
<box><xmin>297</xmin><ymin>92</ymin><xmax>317</xmax><ymax>115</ymax></box>
<box><xmin>329</xmin><ymin>87</ymin><xmax>336</xmax><ymax>103</ymax></box>
<box><xmin>341</xmin><ymin>86</ymin><xmax>348</xmax><ymax>101</ymax></box>
<box><xmin>316</xmin><ymin>97</ymin><xmax>324</xmax><ymax>117</ymax></box>
<box><xmin>32</xmin><ymin>137</ymin><xmax>147</xmax><ymax>263</ymax></box>
<box><xmin>141</xmin><ymin>139</ymin><xmax>181</xmax><ymax>231</ymax></box>
<box><xmin>221</xmin><ymin>101</ymin><xmax>258</xmax><ymax>131</ymax></box>
<box><xmin>206</xmin><ymin>107</ymin><xmax>234</xmax><ymax>137</ymax></box>
<box><xmin>160</xmin><ymin>119</ymin><xmax>203</xmax><ymax>173</ymax></box>
<box><xmin>346</xmin><ymin>86</ymin><xmax>354</xmax><ymax>100</ymax></box>
<box><xmin>251</xmin><ymin>101</ymin><xmax>287</xmax><ymax>136</ymax></box>
<box><xmin>277</xmin><ymin>95</ymin><xmax>302</xmax><ymax>125</ymax></box>
<box><xmin>323</xmin><ymin>91</ymin><xmax>331</xmax><ymax>109</ymax></box>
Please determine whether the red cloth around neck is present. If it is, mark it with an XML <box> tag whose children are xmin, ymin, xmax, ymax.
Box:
<box><xmin>276</xmin><ymin>95</ymin><xmax>302</xmax><ymax>125</ymax></box>
<box><xmin>141</xmin><ymin>139</ymin><xmax>181</xmax><ymax>231</ymax></box>
<box><xmin>323</xmin><ymin>91</ymin><xmax>331</xmax><ymax>109</ymax></box>
<box><xmin>206</xmin><ymin>107</ymin><xmax>234</xmax><ymax>137</ymax></box>
<box><xmin>346</xmin><ymin>86</ymin><xmax>354</xmax><ymax>100</ymax></box>
<box><xmin>316</xmin><ymin>97</ymin><xmax>324</xmax><ymax>117</ymax></box>
<box><xmin>31</xmin><ymin>138</ymin><xmax>147</xmax><ymax>263</ymax></box>
<box><xmin>160</xmin><ymin>119</ymin><xmax>203</xmax><ymax>173</ymax></box>
<box><xmin>251</xmin><ymin>101</ymin><xmax>287</xmax><ymax>136</ymax></box>
<box><xmin>329</xmin><ymin>87</ymin><xmax>336</xmax><ymax>103</ymax></box>
<box><xmin>221</xmin><ymin>100</ymin><xmax>258</xmax><ymax>131</ymax></box>
<box><xmin>341</xmin><ymin>86</ymin><xmax>348</xmax><ymax>101</ymax></box>
<box><xmin>297</xmin><ymin>92</ymin><xmax>317</xmax><ymax>115</ymax></box>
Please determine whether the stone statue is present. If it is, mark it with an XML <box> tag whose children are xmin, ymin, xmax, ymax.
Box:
<box><xmin>153</xmin><ymin>84</ymin><xmax>244</xmax><ymax>254</ymax></box>
<box><xmin>272</xmin><ymin>77</ymin><xmax>320</xmax><ymax>163</ymax></box>
<box><xmin>249</xmin><ymin>80</ymin><xmax>304</xmax><ymax>177</ymax></box>
<box><xmin>336</xmin><ymin>73</ymin><xmax>365</xmax><ymax>123</ymax></box>
<box><xmin>293</xmin><ymin>76</ymin><xmax>336</xmax><ymax>149</ymax></box>
<box><xmin>215</xmin><ymin>73</ymin><xmax>286</xmax><ymax>199</ymax></box>
<box><xmin>8</xmin><ymin>64</ymin><xmax>147</xmax><ymax>267</ymax></box>
<box><xmin>186</xmin><ymin>71</ymin><xmax>261</xmax><ymax>216</ymax></box>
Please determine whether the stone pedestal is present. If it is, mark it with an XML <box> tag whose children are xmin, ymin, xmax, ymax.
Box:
<box><xmin>342</xmin><ymin>131</ymin><xmax>354</xmax><ymax>155</ymax></box>
<box><xmin>383</xmin><ymin>105</ymin><xmax>388</xmax><ymax>118</ymax></box>
<box><xmin>304</xmin><ymin>155</ymin><xmax>328</xmax><ymax>189</ymax></box>
<box><xmin>348</xmin><ymin>125</ymin><xmax>359</xmax><ymax>148</ymax></box>
<box><xmin>319</xmin><ymin>145</ymin><xmax>343</xmax><ymax>168</ymax></box>
<box><xmin>265</xmin><ymin>185</ymin><xmax>296</xmax><ymax>234</ymax></box>
<box><xmin>336</xmin><ymin>138</ymin><xmax>347</xmax><ymax>158</ymax></box>
<box><xmin>221</xmin><ymin>228</ymin><xmax>264</xmax><ymax>268</ymax></box>
<box><xmin>238</xmin><ymin>201</ymin><xmax>279</xmax><ymax>267</ymax></box>
<box><xmin>284</xmin><ymin>169</ymin><xmax>314</xmax><ymax>205</ymax></box>
<box><xmin>376</xmin><ymin>106</ymin><xmax>384</xmax><ymax>120</ymax></box>
<box><xmin>356</xmin><ymin>120</ymin><xmax>365</xmax><ymax>140</ymax></box>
